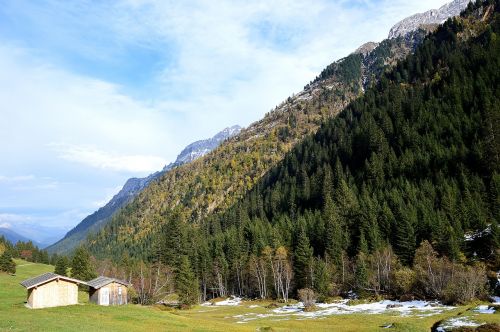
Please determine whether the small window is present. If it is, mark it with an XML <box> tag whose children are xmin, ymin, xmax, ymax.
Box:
<box><xmin>118</xmin><ymin>286</ymin><xmax>122</xmax><ymax>295</ymax></box>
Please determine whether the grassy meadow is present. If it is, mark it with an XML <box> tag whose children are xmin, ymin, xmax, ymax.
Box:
<box><xmin>1</xmin><ymin>260</ymin><xmax>499</xmax><ymax>332</ymax></box>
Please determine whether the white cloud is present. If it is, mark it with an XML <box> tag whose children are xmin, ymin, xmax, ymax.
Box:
<box><xmin>50</xmin><ymin>143</ymin><xmax>167</xmax><ymax>173</ymax></box>
<box><xmin>0</xmin><ymin>213</ymin><xmax>33</xmax><ymax>223</ymax></box>
<box><xmin>0</xmin><ymin>45</ymin><xmax>178</xmax><ymax>164</ymax></box>
<box><xmin>0</xmin><ymin>175</ymin><xmax>35</xmax><ymax>182</ymax></box>
<box><xmin>0</xmin><ymin>222</ymin><xmax>12</xmax><ymax>229</ymax></box>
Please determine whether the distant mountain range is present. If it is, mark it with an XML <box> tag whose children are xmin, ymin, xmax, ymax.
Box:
<box><xmin>46</xmin><ymin>125</ymin><xmax>241</xmax><ymax>254</ymax></box>
<box><xmin>0</xmin><ymin>227</ymin><xmax>39</xmax><ymax>246</ymax></box>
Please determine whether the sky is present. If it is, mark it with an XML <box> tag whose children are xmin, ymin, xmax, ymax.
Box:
<box><xmin>0</xmin><ymin>0</ymin><xmax>452</xmax><ymax>245</ymax></box>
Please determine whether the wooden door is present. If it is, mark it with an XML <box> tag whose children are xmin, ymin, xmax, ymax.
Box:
<box><xmin>100</xmin><ymin>287</ymin><xmax>110</xmax><ymax>306</ymax></box>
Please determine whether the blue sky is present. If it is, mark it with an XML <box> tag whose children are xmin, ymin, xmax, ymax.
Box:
<box><xmin>0</xmin><ymin>0</ymin><xmax>451</xmax><ymax>245</ymax></box>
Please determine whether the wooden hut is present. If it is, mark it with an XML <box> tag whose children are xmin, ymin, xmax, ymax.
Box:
<box><xmin>87</xmin><ymin>276</ymin><xmax>129</xmax><ymax>306</ymax></box>
<box><xmin>20</xmin><ymin>272</ymin><xmax>85</xmax><ymax>309</ymax></box>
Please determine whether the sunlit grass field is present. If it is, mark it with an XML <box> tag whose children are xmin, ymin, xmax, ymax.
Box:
<box><xmin>1</xmin><ymin>260</ymin><xmax>499</xmax><ymax>332</ymax></box>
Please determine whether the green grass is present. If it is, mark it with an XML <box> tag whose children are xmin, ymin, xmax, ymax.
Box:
<box><xmin>1</xmin><ymin>260</ymin><xmax>499</xmax><ymax>332</ymax></box>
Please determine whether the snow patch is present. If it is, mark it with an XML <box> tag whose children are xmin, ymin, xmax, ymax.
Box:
<box><xmin>215</xmin><ymin>296</ymin><xmax>242</xmax><ymax>306</ymax></box>
<box><xmin>473</xmin><ymin>305</ymin><xmax>495</xmax><ymax>314</ymax></box>
<box><xmin>436</xmin><ymin>317</ymin><xmax>482</xmax><ymax>332</ymax></box>
<box><xmin>234</xmin><ymin>300</ymin><xmax>453</xmax><ymax>323</ymax></box>
<box><xmin>276</xmin><ymin>300</ymin><xmax>452</xmax><ymax>318</ymax></box>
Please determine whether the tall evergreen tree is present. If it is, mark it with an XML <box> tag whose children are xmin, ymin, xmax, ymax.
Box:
<box><xmin>54</xmin><ymin>256</ymin><xmax>69</xmax><ymax>276</ymax></box>
<box><xmin>294</xmin><ymin>227</ymin><xmax>314</xmax><ymax>289</ymax></box>
<box><xmin>0</xmin><ymin>250</ymin><xmax>16</xmax><ymax>274</ymax></box>
<box><xmin>71</xmin><ymin>247</ymin><xmax>97</xmax><ymax>281</ymax></box>
<box><xmin>176</xmin><ymin>255</ymin><xmax>199</xmax><ymax>306</ymax></box>
<box><xmin>313</xmin><ymin>258</ymin><xmax>329</xmax><ymax>300</ymax></box>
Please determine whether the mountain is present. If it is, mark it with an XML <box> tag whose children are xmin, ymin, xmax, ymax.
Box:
<box><xmin>166</xmin><ymin>125</ymin><xmax>242</xmax><ymax>168</ymax></box>
<box><xmin>84</xmin><ymin>1</ymin><xmax>475</xmax><ymax>261</ymax></box>
<box><xmin>388</xmin><ymin>0</ymin><xmax>471</xmax><ymax>39</ymax></box>
<box><xmin>194</xmin><ymin>0</ymin><xmax>500</xmax><ymax>298</ymax></box>
<box><xmin>0</xmin><ymin>227</ymin><xmax>34</xmax><ymax>245</ymax></box>
<box><xmin>89</xmin><ymin>0</ymin><xmax>499</xmax><ymax>302</ymax></box>
<box><xmin>47</xmin><ymin>125</ymin><xmax>241</xmax><ymax>255</ymax></box>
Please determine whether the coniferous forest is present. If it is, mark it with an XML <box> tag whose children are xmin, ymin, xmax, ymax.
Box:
<box><xmin>85</xmin><ymin>0</ymin><xmax>500</xmax><ymax>306</ymax></box>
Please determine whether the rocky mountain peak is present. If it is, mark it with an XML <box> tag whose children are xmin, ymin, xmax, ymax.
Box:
<box><xmin>354</xmin><ymin>42</ymin><xmax>379</xmax><ymax>56</ymax></box>
<box><xmin>165</xmin><ymin>125</ymin><xmax>242</xmax><ymax>168</ymax></box>
<box><xmin>388</xmin><ymin>0</ymin><xmax>471</xmax><ymax>39</ymax></box>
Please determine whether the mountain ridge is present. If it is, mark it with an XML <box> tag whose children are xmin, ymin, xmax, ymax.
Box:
<box><xmin>388</xmin><ymin>0</ymin><xmax>471</xmax><ymax>39</ymax></box>
<box><xmin>85</xmin><ymin>0</ymin><xmax>473</xmax><ymax>260</ymax></box>
<box><xmin>47</xmin><ymin>125</ymin><xmax>241</xmax><ymax>254</ymax></box>
<box><xmin>0</xmin><ymin>227</ymin><xmax>40</xmax><ymax>247</ymax></box>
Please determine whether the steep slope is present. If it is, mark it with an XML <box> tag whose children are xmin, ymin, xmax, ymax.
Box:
<box><xmin>47</xmin><ymin>126</ymin><xmax>241</xmax><ymax>254</ymax></box>
<box><xmin>92</xmin><ymin>0</ymin><xmax>499</xmax><ymax>301</ymax></box>
<box><xmin>86</xmin><ymin>1</ymin><xmax>470</xmax><ymax>260</ymax></box>
<box><xmin>217</xmin><ymin>1</ymin><xmax>500</xmax><ymax>264</ymax></box>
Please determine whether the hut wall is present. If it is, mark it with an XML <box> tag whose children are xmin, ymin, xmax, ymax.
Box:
<box><xmin>28</xmin><ymin>279</ymin><xmax>78</xmax><ymax>309</ymax></box>
<box><xmin>93</xmin><ymin>282</ymin><xmax>128</xmax><ymax>305</ymax></box>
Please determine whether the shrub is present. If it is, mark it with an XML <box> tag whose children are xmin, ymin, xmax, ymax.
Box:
<box><xmin>391</xmin><ymin>267</ymin><xmax>416</xmax><ymax>296</ymax></box>
<box><xmin>443</xmin><ymin>263</ymin><xmax>487</xmax><ymax>304</ymax></box>
<box><xmin>298</xmin><ymin>288</ymin><xmax>316</xmax><ymax>309</ymax></box>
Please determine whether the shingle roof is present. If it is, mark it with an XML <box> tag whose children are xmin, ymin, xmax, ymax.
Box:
<box><xmin>87</xmin><ymin>276</ymin><xmax>129</xmax><ymax>289</ymax></box>
<box><xmin>20</xmin><ymin>272</ymin><xmax>86</xmax><ymax>289</ymax></box>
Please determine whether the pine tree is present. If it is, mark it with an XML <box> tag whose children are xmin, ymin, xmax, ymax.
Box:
<box><xmin>0</xmin><ymin>250</ymin><xmax>16</xmax><ymax>274</ymax></box>
<box><xmin>395</xmin><ymin>207</ymin><xmax>416</xmax><ymax>265</ymax></box>
<box><xmin>176</xmin><ymin>255</ymin><xmax>199</xmax><ymax>307</ymax></box>
<box><xmin>70</xmin><ymin>247</ymin><xmax>97</xmax><ymax>281</ymax></box>
<box><xmin>354</xmin><ymin>253</ymin><xmax>368</xmax><ymax>297</ymax></box>
<box><xmin>324</xmin><ymin>196</ymin><xmax>346</xmax><ymax>265</ymax></box>
<box><xmin>157</xmin><ymin>212</ymin><xmax>185</xmax><ymax>270</ymax></box>
<box><xmin>313</xmin><ymin>258</ymin><xmax>329</xmax><ymax>300</ymax></box>
<box><xmin>294</xmin><ymin>227</ymin><xmax>314</xmax><ymax>289</ymax></box>
<box><xmin>54</xmin><ymin>256</ymin><xmax>69</xmax><ymax>276</ymax></box>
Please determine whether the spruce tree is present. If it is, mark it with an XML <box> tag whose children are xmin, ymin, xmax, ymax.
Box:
<box><xmin>313</xmin><ymin>258</ymin><xmax>329</xmax><ymax>300</ymax></box>
<box><xmin>294</xmin><ymin>227</ymin><xmax>314</xmax><ymax>289</ymax></box>
<box><xmin>176</xmin><ymin>255</ymin><xmax>199</xmax><ymax>307</ymax></box>
<box><xmin>70</xmin><ymin>247</ymin><xmax>97</xmax><ymax>281</ymax></box>
<box><xmin>354</xmin><ymin>253</ymin><xmax>368</xmax><ymax>297</ymax></box>
<box><xmin>395</xmin><ymin>210</ymin><xmax>416</xmax><ymax>265</ymax></box>
<box><xmin>54</xmin><ymin>256</ymin><xmax>69</xmax><ymax>276</ymax></box>
<box><xmin>0</xmin><ymin>250</ymin><xmax>16</xmax><ymax>274</ymax></box>
<box><xmin>324</xmin><ymin>196</ymin><xmax>345</xmax><ymax>265</ymax></box>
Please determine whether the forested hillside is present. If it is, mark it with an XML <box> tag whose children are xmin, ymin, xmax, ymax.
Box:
<box><xmin>87</xmin><ymin>23</ymin><xmax>436</xmax><ymax>259</ymax></box>
<box><xmin>198</xmin><ymin>0</ymin><xmax>500</xmax><ymax>300</ymax></box>
<box><xmin>85</xmin><ymin>0</ymin><xmax>500</xmax><ymax>305</ymax></box>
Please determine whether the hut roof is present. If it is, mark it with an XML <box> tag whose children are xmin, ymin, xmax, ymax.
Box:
<box><xmin>20</xmin><ymin>272</ymin><xmax>86</xmax><ymax>289</ymax></box>
<box><xmin>87</xmin><ymin>276</ymin><xmax>129</xmax><ymax>289</ymax></box>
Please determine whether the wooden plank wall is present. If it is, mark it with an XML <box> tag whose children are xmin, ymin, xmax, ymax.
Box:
<box><xmin>28</xmin><ymin>279</ymin><xmax>78</xmax><ymax>309</ymax></box>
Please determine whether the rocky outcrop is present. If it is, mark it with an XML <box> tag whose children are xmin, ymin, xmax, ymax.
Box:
<box><xmin>388</xmin><ymin>0</ymin><xmax>471</xmax><ymax>39</ymax></box>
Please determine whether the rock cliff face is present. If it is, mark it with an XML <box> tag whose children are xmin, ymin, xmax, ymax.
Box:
<box><xmin>388</xmin><ymin>0</ymin><xmax>471</xmax><ymax>39</ymax></box>
<box><xmin>46</xmin><ymin>125</ymin><xmax>241</xmax><ymax>254</ymax></box>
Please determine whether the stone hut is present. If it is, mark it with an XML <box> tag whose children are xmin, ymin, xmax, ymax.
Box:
<box><xmin>87</xmin><ymin>276</ymin><xmax>129</xmax><ymax>306</ymax></box>
<box><xmin>20</xmin><ymin>272</ymin><xmax>85</xmax><ymax>309</ymax></box>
